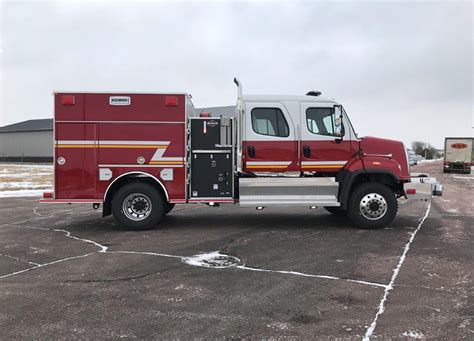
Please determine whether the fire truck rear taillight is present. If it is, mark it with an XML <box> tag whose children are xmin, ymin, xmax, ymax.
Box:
<box><xmin>165</xmin><ymin>96</ymin><xmax>178</xmax><ymax>107</ymax></box>
<box><xmin>406</xmin><ymin>188</ymin><xmax>416</xmax><ymax>195</ymax></box>
<box><xmin>43</xmin><ymin>192</ymin><xmax>53</xmax><ymax>199</ymax></box>
<box><xmin>61</xmin><ymin>95</ymin><xmax>75</xmax><ymax>106</ymax></box>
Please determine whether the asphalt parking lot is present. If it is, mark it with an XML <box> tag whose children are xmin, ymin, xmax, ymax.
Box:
<box><xmin>0</xmin><ymin>161</ymin><xmax>472</xmax><ymax>339</ymax></box>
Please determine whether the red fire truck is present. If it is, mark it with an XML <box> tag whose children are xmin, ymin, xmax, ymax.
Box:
<box><xmin>42</xmin><ymin>79</ymin><xmax>442</xmax><ymax>230</ymax></box>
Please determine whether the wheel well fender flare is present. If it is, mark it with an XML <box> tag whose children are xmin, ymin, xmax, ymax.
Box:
<box><xmin>102</xmin><ymin>171</ymin><xmax>169</xmax><ymax>216</ymax></box>
<box><xmin>338</xmin><ymin>169</ymin><xmax>401</xmax><ymax>210</ymax></box>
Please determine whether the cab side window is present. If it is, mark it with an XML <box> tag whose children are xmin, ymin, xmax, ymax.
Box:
<box><xmin>306</xmin><ymin>108</ymin><xmax>336</xmax><ymax>136</ymax></box>
<box><xmin>251</xmin><ymin>108</ymin><xmax>289</xmax><ymax>137</ymax></box>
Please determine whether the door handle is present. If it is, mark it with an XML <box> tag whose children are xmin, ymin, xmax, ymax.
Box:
<box><xmin>303</xmin><ymin>145</ymin><xmax>311</xmax><ymax>158</ymax></box>
<box><xmin>247</xmin><ymin>145</ymin><xmax>256</xmax><ymax>158</ymax></box>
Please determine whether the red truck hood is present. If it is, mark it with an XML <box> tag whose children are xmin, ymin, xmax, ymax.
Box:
<box><xmin>359</xmin><ymin>136</ymin><xmax>410</xmax><ymax>180</ymax></box>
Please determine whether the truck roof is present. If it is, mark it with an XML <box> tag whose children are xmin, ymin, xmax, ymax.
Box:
<box><xmin>445</xmin><ymin>137</ymin><xmax>474</xmax><ymax>140</ymax></box>
<box><xmin>53</xmin><ymin>91</ymin><xmax>190</xmax><ymax>96</ymax></box>
<box><xmin>242</xmin><ymin>94</ymin><xmax>338</xmax><ymax>104</ymax></box>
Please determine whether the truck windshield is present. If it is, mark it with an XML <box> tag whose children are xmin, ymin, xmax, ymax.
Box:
<box><xmin>342</xmin><ymin>106</ymin><xmax>358</xmax><ymax>139</ymax></box>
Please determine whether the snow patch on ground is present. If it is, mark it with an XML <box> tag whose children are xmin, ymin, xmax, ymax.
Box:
<box><xmin>419</xmin><ymin>159</ymin><xmax>442</xmax><ymax>163</ymax></box>
<box><xmin>402</xmin><ymin>330</ymin><xmax>425</xmax><ymax>338</ymax></box>
<box><xmin>1</xmin><ymin>181</ymin><xmax>35</xmax><ymax>188</ymax></box>
<box><xmin>0</xmin><ymin>163</ymin><xmax>53</xmax><ymax>197</ymax></box>
<box><xmin>183</xmin><ymin>251</ymin><xmax>241</xmax><ymax>268</ymax></box>
<box><xmin>0</xmin><ymin>190</ymin><xmax>46</xmax><ymax>198</ymax></box>
<box><xmin>267</xmin><ymin>322</ymin><xmax>293</xmax><ymax>331</ymax></box>
<box><xmin>0</xmin><ymin>172</ymin><xmax>52</xmax><ymax>178</ymax></box>
<box><xmin>0</xmin><ymin>182</ymin><xmax>50</xmax><ymax>190</ymax></box>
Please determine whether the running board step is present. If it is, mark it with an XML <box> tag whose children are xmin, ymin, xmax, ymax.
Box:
<box><xmin>239</xmin><ymin>177</ymin><xmax>340</xmax><ymax>207</ymax></box>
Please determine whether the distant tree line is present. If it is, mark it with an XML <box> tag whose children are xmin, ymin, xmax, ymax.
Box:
<box><xmin>411</xmin><ymin>141</ymin><xmax>442</xmax><ymax>159</ymax></box>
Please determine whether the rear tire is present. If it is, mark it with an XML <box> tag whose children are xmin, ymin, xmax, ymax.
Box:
<box><xmin>112</xmin><ymin>182</ymin><xmax>165</xmax><ymax>230</ymax></box>
<box><xmin>347</xmin><ymin>183</ymin><xmax>398</xmax><ymax>230</ymax></box>
<box><xmin>324</xmin><ymin>206</ymin><xmax>346</xmax><ymax>216</ymax></box>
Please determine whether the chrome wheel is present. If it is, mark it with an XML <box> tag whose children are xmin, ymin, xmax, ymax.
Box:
<box><xmin>359</xmin><ymin>193</ymin><xmax>387</xmax><ymax>220</ymax></box>
<box><xmin>122</xmin><ymin>193</ymin><xmax>152</xmax><ymax>221</ymax></box>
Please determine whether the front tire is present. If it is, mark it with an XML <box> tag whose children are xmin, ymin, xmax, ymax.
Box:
<box><xmin>347</xmin><ymin>183</ymin><xmax>398</xmax><ymax>229</ymax></box>
<box><xmin>112</xmin><ymin>182</ymin><xmax>165</xmax><ymax>230</ymax></box>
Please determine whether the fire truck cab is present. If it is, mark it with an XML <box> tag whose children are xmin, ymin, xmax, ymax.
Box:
<box><xmin>42</xmin><ymin>79</ymin><xmax>442</xmax><ymax>230</ymax></box>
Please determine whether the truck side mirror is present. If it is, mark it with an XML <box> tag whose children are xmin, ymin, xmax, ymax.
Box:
<box><xmin>334</xmin><ymin>108</ymin><xmax>345</xmax><ymax>143</ymax></box>
<box><xmin>334</xmin><ymin>116</ymin><xmax>345</xmax><ymax>137</ymax></box>
<box><xmin>333</xmin><ymin>105</ymin><xmax>345</xmax><ymax>140</ymax></box>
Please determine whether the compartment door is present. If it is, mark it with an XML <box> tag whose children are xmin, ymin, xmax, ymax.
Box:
<box><xmin>190</xmin><ymin>151</ymin><xmax>233</xmax><ymax>199</ymax></box>
<box><xmin>55</xmin><ymin>123</ymin><xmax>97</xmax><ymax>199</ymax></box>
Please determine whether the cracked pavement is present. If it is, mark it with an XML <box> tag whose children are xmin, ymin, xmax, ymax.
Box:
<box><xmin>0</xmin><ymin>161</ymin><xmax>472</xmax><ymax>339</ymax></box>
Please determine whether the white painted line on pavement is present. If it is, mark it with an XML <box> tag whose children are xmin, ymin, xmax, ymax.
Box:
<box><xmin>0</xmin><ymin>253</ymin><xmax>95</xmax><ymax>279</ymax></box>
<box><xmin>363</xmin><ymin>202</ymin><xmax>431</xmax><ymax>340</ymax></box>
<box><xmin>236</xmin><ymin>265</ymin><xmax>388</xmax><ymax>289</ymax></box>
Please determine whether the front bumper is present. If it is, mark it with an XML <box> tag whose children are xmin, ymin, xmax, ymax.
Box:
<box><xmin>404</xmin><ymin>173</ymin><xmax>443</xmax><ymax>200</ymax></box>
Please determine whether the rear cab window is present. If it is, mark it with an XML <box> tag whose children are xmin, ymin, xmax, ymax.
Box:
<box><xmin>251</xmin><ymin>108</ymin><xmax>289</xmax><ymax>137</ymax></box>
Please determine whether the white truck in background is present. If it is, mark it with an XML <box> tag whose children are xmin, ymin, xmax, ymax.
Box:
<box><xmin>407</xmin><ymin>150</ymin><xmax>422</xmax><ymax>166</ymax></box>
<box><xmin>443</xmin><ymin>137</ymin><xmax>473</xmax><ymax>174</ymax></box>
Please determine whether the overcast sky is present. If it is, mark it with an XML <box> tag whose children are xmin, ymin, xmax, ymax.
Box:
<box><xmin>1</xmin><ymin>0</ymin><xmax>472</xmax><ymax>148</ymax></box>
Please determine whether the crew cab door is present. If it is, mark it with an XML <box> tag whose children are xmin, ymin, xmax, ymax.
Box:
<box><xmin>299</xmin><ymin>103</ymin><xmax>351</xmax><ymax>172</ymax></box>
<box><xmin>242</xmin><ymin>102</ymin><xmax>298</xmax><ymax>172</ymax></box>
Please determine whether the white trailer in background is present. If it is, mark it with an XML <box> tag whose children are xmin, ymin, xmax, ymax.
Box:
<box><xmin>443</xmin><ymin>137</ymin><xmax>473</xmax><ymax>174</ymax></box>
